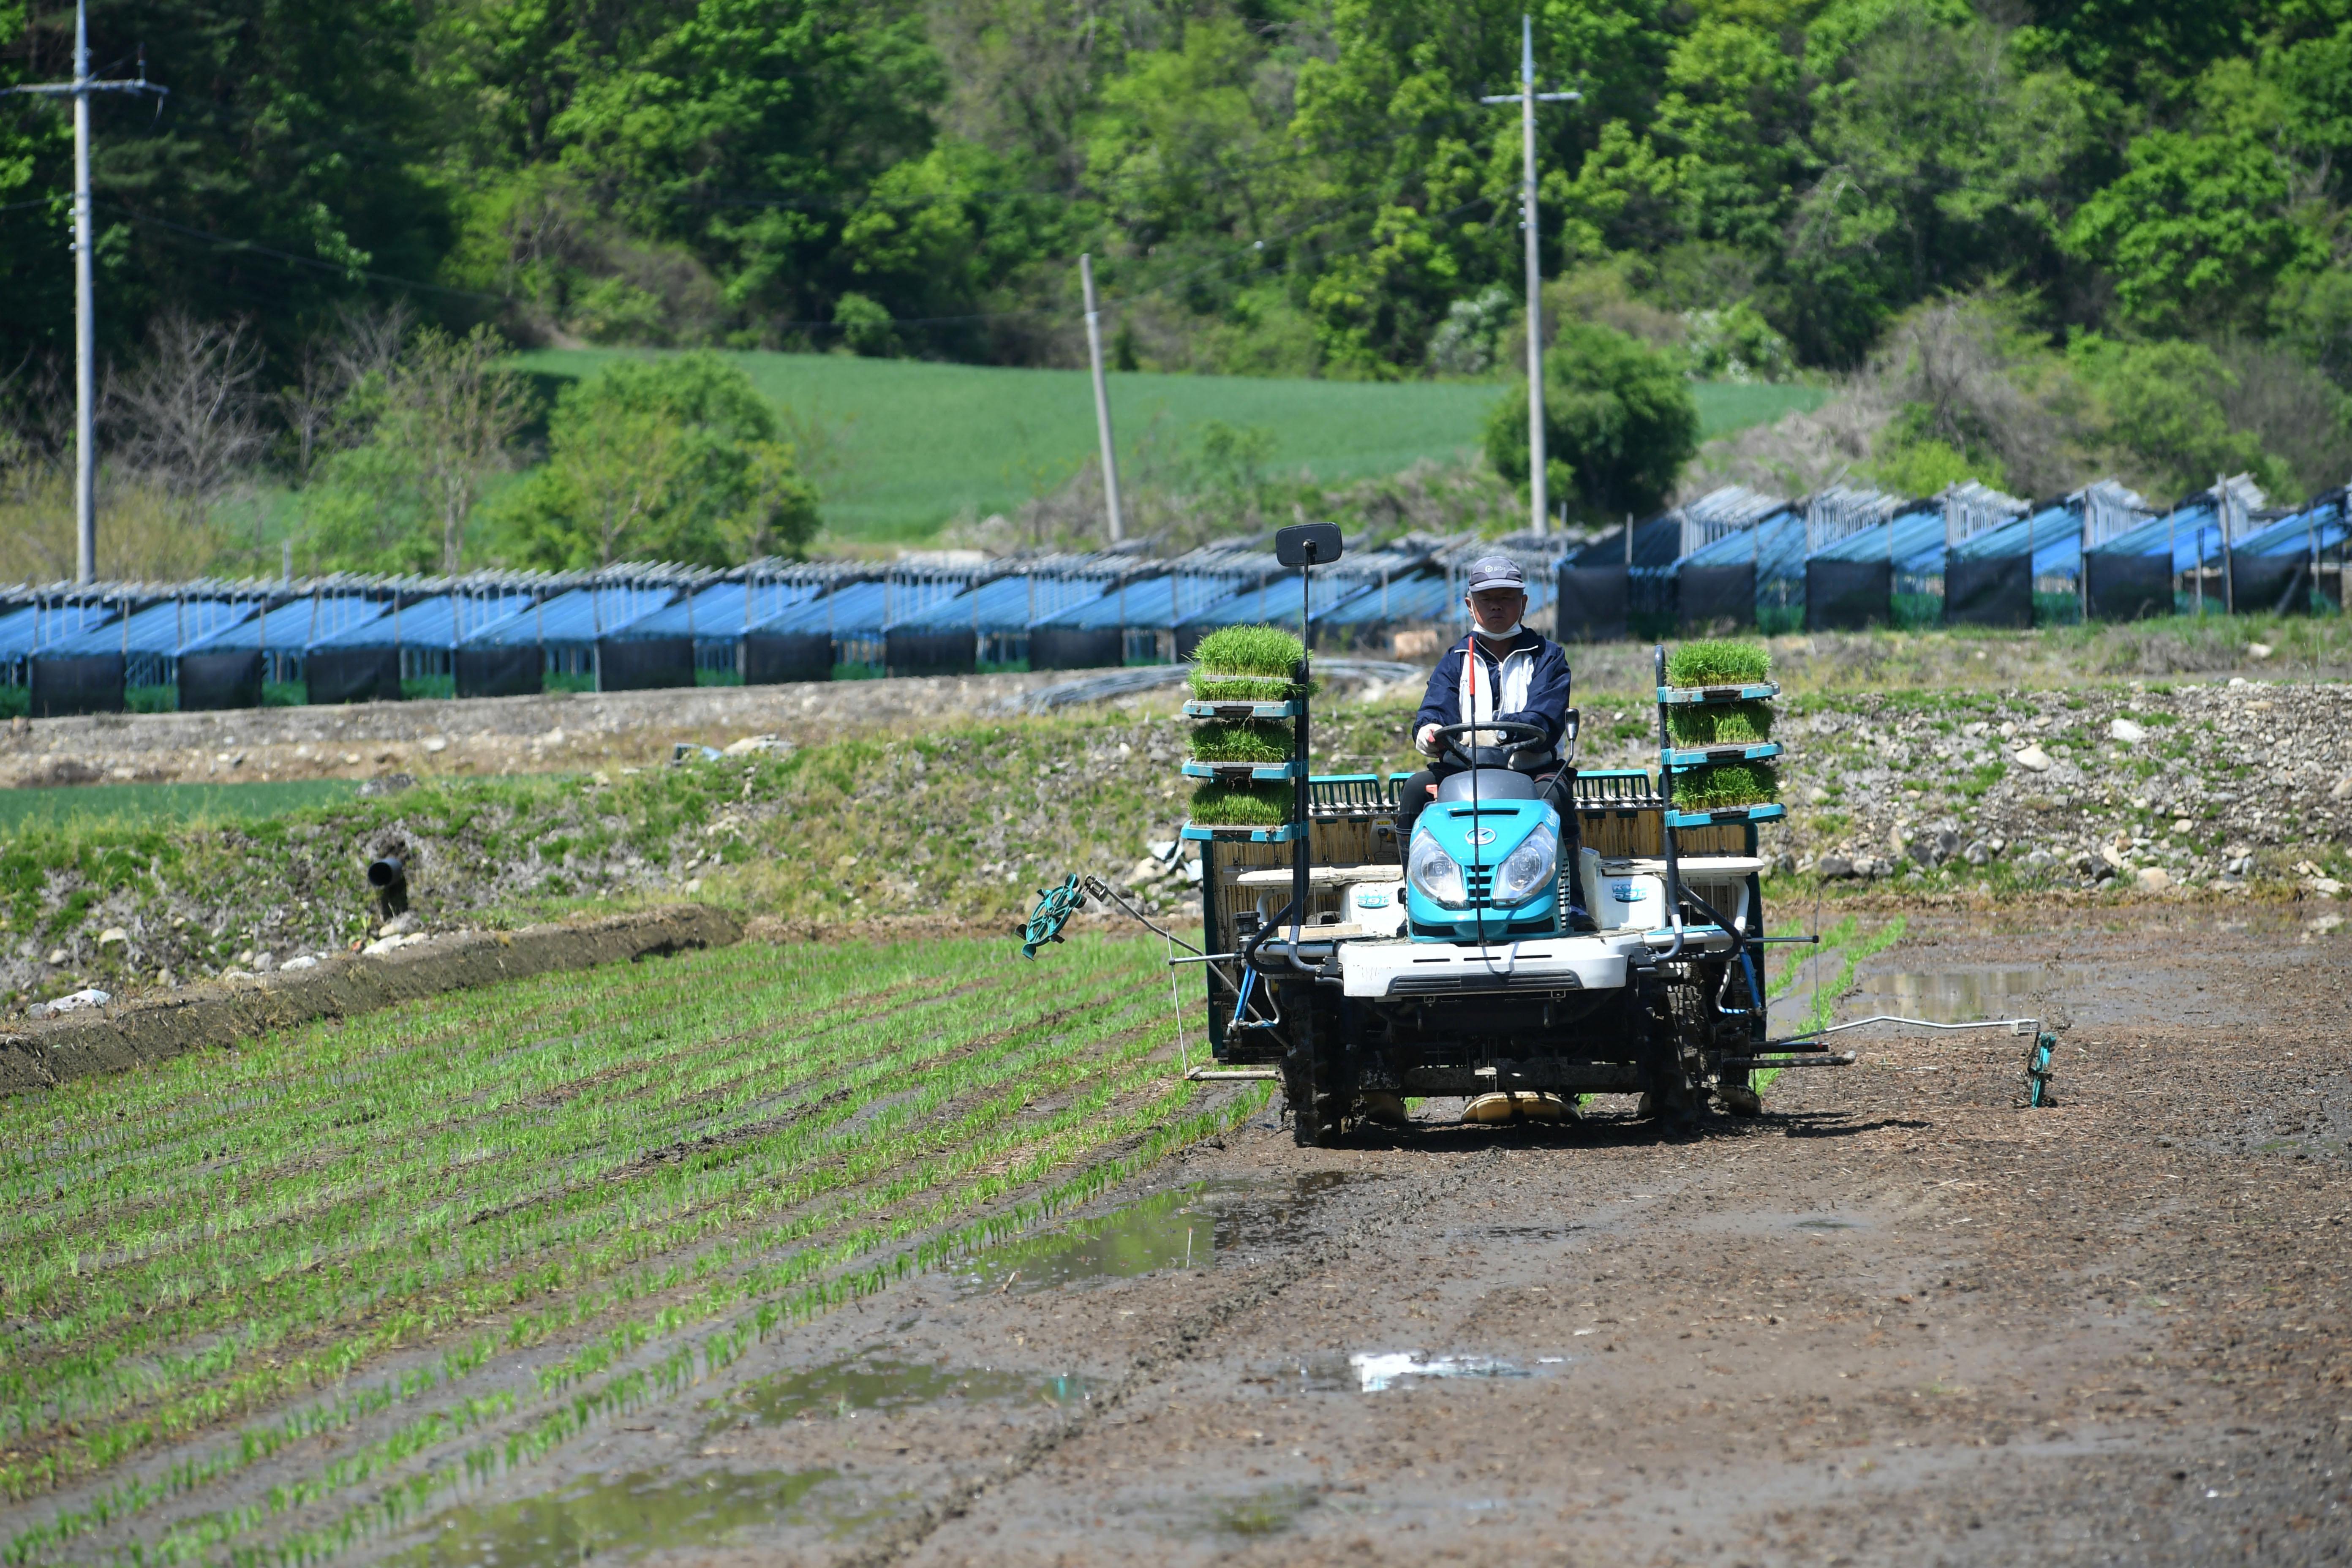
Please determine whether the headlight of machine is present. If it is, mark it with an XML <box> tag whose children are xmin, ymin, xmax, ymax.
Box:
<box><xmin>1489</xmin><ymin>823</ymin><xmax>1559</xmax><ymax>907</ymax></box>
<box><xmin>1406</xmin><ymin>832</ymin><xmax>1468</xmax><ymax>908</ymax></box>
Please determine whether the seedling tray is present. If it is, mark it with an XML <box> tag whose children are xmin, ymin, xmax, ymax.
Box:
<box><xmin>1183</xmin><ymin>759</ymin><xmax>1305</xmax><ymax>782</ymax></box>
<box><xmin>1181</xmin><ymin>699</ymin><xmax>1301</xmax><ymax>720</ymax></box>
<box><xmin>1663</xmin><ymin>802</ymin><xmax>1786</xmax><ymax>828</ymax></box>
<box><xmin>1662</xmin><ymin>741</ymin><xmax>1783</xmax><ymax>768</ymax></box>
<box><xmin>1181</xmin><ymin>820</ymin><xmax>1307</xmax><ymax>843</ymax></box>
<box><xmin>1656</xmin><ymin>682</ymin><xmax>1781</xmax><ymax>705</ymax></box>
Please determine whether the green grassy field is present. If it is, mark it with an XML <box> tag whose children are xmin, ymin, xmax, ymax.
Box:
<box><xmin>0</xmin><ymin>932</ymin><xmax>1252</xmax><ymax>1566</ymax></box>
<box><xmin>0</xmin><ymin>779</ymin><xmax>360</xmax><ymax>835</ymax></box>
<box><xmin>517</xmin><ymin>349</ymin><xmax>1825</xmax><ymax>542</ymax></box>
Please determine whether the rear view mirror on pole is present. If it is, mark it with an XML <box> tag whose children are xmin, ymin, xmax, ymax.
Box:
<box><xmin>1274</xmin><ymin>522</ymin><xmax>1343</xmax><ymax>567</ymax></box>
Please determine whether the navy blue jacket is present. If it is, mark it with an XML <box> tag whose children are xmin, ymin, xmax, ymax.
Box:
<box><xmin>1412</xmin><ymin>629</ymin><xmax>1574</xmax><ymax>753</ymax></box>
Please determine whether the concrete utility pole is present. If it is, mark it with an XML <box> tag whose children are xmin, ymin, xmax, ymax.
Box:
<box><xmin>1481</xmin><ymin>14</ymin><xmax>1577</xmax><ymax>538</ymax></box>
<box><xmin>1079</xmin><ymin>254</ymin><xmax>1124</xmax><ymax>543</ymax></box>
<box><xmin>4</xmin><ymin>0</ymin><xmax>167</xmax><ymax>583</ymax></box>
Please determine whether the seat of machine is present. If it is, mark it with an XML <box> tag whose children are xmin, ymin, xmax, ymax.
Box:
<box><xmin>1433</xmin><ymin>768</ymin><xmax>1542</xmax><ymax>803</ymax></box>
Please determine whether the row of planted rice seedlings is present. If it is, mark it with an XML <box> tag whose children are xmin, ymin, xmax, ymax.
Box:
<box><xmin>123</xmin><ymin>1035</ymin><xmax>1224</xmax><ymax>1568</ymax></box>
<box><xmin>0</xmin><ymin>945</ymin><xmax>1054</xmax><ymax>1420</ymax></box>
<box><xmin>0</xmin><ymin>983</ymin><xmax>1138</xmax><ymax>1504</ymax></box>
<box><xmin>3</xmin><ymin>942</ymin><xmax>1166</xmax><ymax>1505</ymax></box>
<box><xmin>11</xmin><ymin>949</ymin><xmax>1209</xmax><ymax>1566</ymax></box>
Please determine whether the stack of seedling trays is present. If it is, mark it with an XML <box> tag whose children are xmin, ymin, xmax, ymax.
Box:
<box><xmin>1179</xmin><ymin>624</ymin><xmax>1305</xmax><ymax>844</ymax></box>
<box><xmin>1657</xmin><ymin>639</ymin><xmax>1785</xmax><ymax>829</ymax></box>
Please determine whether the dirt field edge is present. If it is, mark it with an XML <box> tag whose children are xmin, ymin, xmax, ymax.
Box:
<box><xmin>0</xmin><ymin>903</ymin><xmax>744</xmax><ymax>1096</ymax></box>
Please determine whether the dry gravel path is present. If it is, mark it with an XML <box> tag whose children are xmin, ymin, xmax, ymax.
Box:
<box><xmin>339</xmin><ymin>909</ymin><xmax>2351</xmax><ymax>1567</ymax></box>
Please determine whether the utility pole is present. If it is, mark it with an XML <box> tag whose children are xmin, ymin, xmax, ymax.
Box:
<box><xmin>1079</xmin><ymin>254</ymin><xmax>1124</xmax><ymax>543</ymax></box>
<box><xmin>1482</xmin><ymin>14</ymin><xmax>1577</xmax><ymax>538</ymax></box>
<box><xmin>4</xmin><ymin>0</ymin><xmax>166</xmax><ymax>584</ymax></box>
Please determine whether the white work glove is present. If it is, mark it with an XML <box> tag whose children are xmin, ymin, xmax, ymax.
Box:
<box><xmin>1415</xmin><ymin>722</ymin><xmax>1444</xmax><ymax>757</ymax></box>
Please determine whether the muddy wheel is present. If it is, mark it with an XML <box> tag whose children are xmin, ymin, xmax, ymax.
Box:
<box><xmin>1280</xmin><ymin>997</ymin><xmax>1348</xmax><ymax>1148</ymax></box>
<box><xmin>1647</xmin><ymin>982</ymin><xmax>1711</xmax><ymax>1123</ymax></box>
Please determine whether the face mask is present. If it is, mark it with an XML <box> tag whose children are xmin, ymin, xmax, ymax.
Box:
<box><xmin>1473</xmin><ymin>620</ymin><xmax>1523</xmax><ymax>640</ymax></box>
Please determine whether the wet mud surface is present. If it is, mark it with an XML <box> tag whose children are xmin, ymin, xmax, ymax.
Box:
<box><xmin>354</xmin><ymin>912</ymin><xmax>2352</xmax><ymax>1567</ymax></box>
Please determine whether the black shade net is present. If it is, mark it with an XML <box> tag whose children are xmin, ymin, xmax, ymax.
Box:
<box><xmin>30</xmin><ymin>655</ymin><xmax>126</xmax><ymax>717</ymax></box>
<box><xmin>597</xmin><ymin>636</ymin><xmax>696</xmax><ymax>691</ymax></box>
<box><xmin>1943</xmin><ymin>554</ymin><xmax>2031</xmax><ymax>628</ymax></box>
<box><xmin>743</xmin><ymin>632</ymin><xmax>834</xmax><ymax>684</ymax></box>
<box><xmin>1677</xmin><ymin>564</ymin><xmax>1756</xmax><ymax>633</ymax></box>
<box><xmin>1805</xmin><ymin>559</ymin><xmax>1892</xmax><ymax>631</ymax></box>
<box><xmin>1029</xmin><ymin>626</ymin><xmax>1124</xmax><ymax>671</ymax></box>
<box><xmin>455</xmin><ymin>644</ymin><xmax>544</xmax><ymax>699</ymax></box>
<box><xmin>306</xmin><ymin>648</ymin><xmax>401</xmax><ymax>705</ymax></box>
<box><xmin>178</xmin><ymin>651</ymin><xmax>263</xmax><ymax>711</ymax></box>
<box><xmin>1555</xmin><ymin>565</ymin><xmax>1630</xmax><ymax>642</ymax></box>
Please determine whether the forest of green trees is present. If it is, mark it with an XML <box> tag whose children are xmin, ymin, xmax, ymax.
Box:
<box><xmin>3</xmin><ymin>0</ymin><xmax>2349</xmax><ymax>572</ymax></box>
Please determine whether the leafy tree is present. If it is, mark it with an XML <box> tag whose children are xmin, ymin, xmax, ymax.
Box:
<box><xmin>1483</xmin><ymin>321</ymin><xmax>1697</xmax><ymax>521</ymax></box>
<box><xmin>2069</xmin><ymin>335</ymin><xmax>2288</xmax><ymax>498</ymax></box>
<box><xmin>493</xmin><ymin>351</ymin><xmax>817</xmax><ymax>566</ymax></box>
<box><xmin>2064</xmin><ymin>128</ymin><xmax>2327</xmax><ymax>335</ymax></box>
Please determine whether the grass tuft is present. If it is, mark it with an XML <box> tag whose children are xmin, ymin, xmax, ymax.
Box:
<box><xmin>1666</xmin><ymin>700</ymin><xmax>1774</xmax><ymax>746</ymax></box>
<box><xmin>1186</xmin><ymin>780</ymin><xmax>1293</xmax><ymax>826</ymax></box>
<box><xmin>1189</xmin><ymin>624</ymin><xmax>1303</xmax><ymax>679</ymax></box>
<box><xmin>1187</xmin><ymin>719</ymin><xmax>1293</xmax><ymax>764</ymax></box>
<box><xmin>1671</xmin><ymin>760</ymin><xmax>1779</xmax><ymax>809</ymax></box>
<box><xmin>1666</xmin><ymin>639</ymin><xmax>1770</xmax><ymax>686</ymax></box>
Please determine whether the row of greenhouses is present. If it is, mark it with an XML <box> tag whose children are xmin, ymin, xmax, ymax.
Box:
<box><xmin>1558</xmin><ymin>476</ymin><xmax>2348</xmax><ymax>638</ymax></box>
<box><xmin>4</xmin><ymin>476</ymin><xmax>2341</xmax><ymax>715</ymax></box>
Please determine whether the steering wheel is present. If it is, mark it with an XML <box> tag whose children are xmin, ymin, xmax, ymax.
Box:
<box><xmin>1433</xmin><ymin>719</ymin><xmax>1549</xmax><ymax>770</ymax></box>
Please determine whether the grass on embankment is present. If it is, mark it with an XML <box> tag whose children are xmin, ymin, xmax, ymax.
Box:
<box><xmin>0</xmin><ymin>931</ymin><xmax>1255</xmax><ymax>1565</ymax></box>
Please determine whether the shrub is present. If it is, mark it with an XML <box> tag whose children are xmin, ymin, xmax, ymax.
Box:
<box><xmin>1187</xmin><ymin>780</ymin><xmax>1292</xmax><ymax>826</ymax></box>
<box><xmin>1666</xmin><ymin>700</ymin><xmax>1774</xmax><ymax>746</ymax></box>
<box><xmin>1187</xmin><ymin>719</ymin><xmax>1293</xmax><ymax>763</ymax></box>
<box><xmin>1671</xmin><ymin>761</ymin><xmax>1779</xmax><ymax>809</ymax></box>
<box><xmin>1665</xmin><ymin>640</ymin><xmax>1769</xmax><ymax>686</ymax></box>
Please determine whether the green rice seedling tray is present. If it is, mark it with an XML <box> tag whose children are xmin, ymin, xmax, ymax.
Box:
<box><xmin>1656</xmin><ymin>682</ymin><xmax>1780</xmax><ymax>705</ymax></box>
<box><xmin>1664</xmin><ymin>802</ymin><xmax>1786</xmax><ymax>827</ymax></box>
<box><xmin>1181</xmin><ymin>820</ymin><xmax>1307</xmax><ymax>842</ymax></box>
<box><xmin>1181</xmin><ymin>699</ymin><xmax>1300</xmax><ymax>720</ymax></box>
<box><xmin>1663</xmin><ymin>741</ymin><xmax>1782</xmax><ymax>768</ymax></box>
<box><xmin>1182</xmin><ymin>759</ymin><xmax>1306</xmax><ymax>782</ymax></box>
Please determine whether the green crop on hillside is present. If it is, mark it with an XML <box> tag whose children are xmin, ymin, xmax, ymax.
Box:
<box><xmin>0</xmin><ymin>933</ymin><xmax>1254</xmax><ymax>1565</ymax></box>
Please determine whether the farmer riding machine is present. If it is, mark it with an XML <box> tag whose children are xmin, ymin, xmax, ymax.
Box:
<box><xmin>1180</xmin><ymin>524</ymin><xmax>1821</xmax><ymax>1146</ymax></box>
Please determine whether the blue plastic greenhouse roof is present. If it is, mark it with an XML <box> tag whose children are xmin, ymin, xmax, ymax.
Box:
<box><xmin>42</xmin><ymin>599</ymin><xmax>254</xmax><ymax>658</ymax></box>
<box><xmin>1567</xmin><ymin>514</ymin><xmax>1681</xmax><ymax>570</ymax></box>
<box><xmin>1176</xmin><ymin>574</ymin><xmax>1378</xmax><ymax>632</ymax></box>
<box><xmin>748</xmin><ymin>580</ymin><xmax>891</xmax><ymax>637</ymax></box>
<box><xmin>2093</xmin><ymin>496</ymin><xmax>2229</xmax><ymax>570</ymax></box>
<box><xmin>887</xmin><ymin>572</ymin><xmax>1113</xmax><ymax>632</ymax></box>
<box><xmin>310</xmin><ymin>593</ymin><xmax>537</xmax><ymax>651</ymax></box>
<box><xmin>1033</xmin><ymin>571</ymin><xmax>1262</xmax><ymax>630</ymax></box>
<box><xmin>1810</xmin><ymin>505</ymin><xmax>1945</xmax><ymax>566</ymax></box>
<box><xmin>1314</xmin><ymin>568</ymin><xmax>1456</xmax><ymax>626</ymax></box>
<box><xmin>1681</xmin><ymin>512</ymin><xmax>1808</xmax><ymax>583</ymax></box>
<box><xmin>1945</xmin><ymin>502</ymin><xmax>2083</xmax><ymax>577</ymax></box>
<box><xmin>182</xmin><ymin>595</ymin><xmax>389</xmax><ymax>654</ymax></box>
<box><xmin>2236</xmin><ymin>495</ymin><xmax>2348</xmax><ymax>558</ymax></box>
<box><xmin>466</xmin><ymin>586</ymin><xmax>676</xmax><ymax>647</ymax></box>
<box><xmin>621</xmin><ymin>580</ymin><xmax>819</xmax><ymax>639</ymax></box>
<box><xmin>0</xmin><ymin>601</ymin><xmax>117</xmax><ymax>660</ymax></box>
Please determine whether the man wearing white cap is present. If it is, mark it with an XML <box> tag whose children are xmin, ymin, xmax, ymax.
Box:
<box><xmin>1398</xmin><ymin>554</ymin><xmax>1591</xmax><ymax>931</ymax></box>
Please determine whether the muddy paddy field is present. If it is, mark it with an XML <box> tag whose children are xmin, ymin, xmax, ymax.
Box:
<box><xmin>5</xmin><ymin>908</ymin><xmax>2346</xmax><ymax>1568</ymax></box>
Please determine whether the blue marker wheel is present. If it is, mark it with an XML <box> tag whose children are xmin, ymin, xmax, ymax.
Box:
<box><xmin>1018</xmin><ymin>874</ymin><xmax>1087</xmax><ymax>960</ymax></box>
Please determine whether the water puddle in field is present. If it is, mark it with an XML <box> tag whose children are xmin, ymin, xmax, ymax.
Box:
<box><xmin>953</xmin><ymin>1173</ymin><xmax>1359</xmax><ymax>1296</ymax></box>
<box><xmin>1791</xmin><ymin>1217</ymin><xmax>1865</xmax><ymax>1231</ymax></box>
<box><xmin>703</xmin><ymin>1351</ymin><xmax>1091</xmax><ymax>1432</ymax></box>
<box><xmin>387</xmin><ymin>1466</ymin><xmax>833</xmax><ymax>1567</ymax></box>
<box><xmin>1854</xmin><ymin>965</ymin><xmax>2060</xmax><ymax>1024</ymax></box>
<box><xmin>1257</xmin><ymin>1350</ymin><xmax>1560</xmax><ymax>1394</ymax></box>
